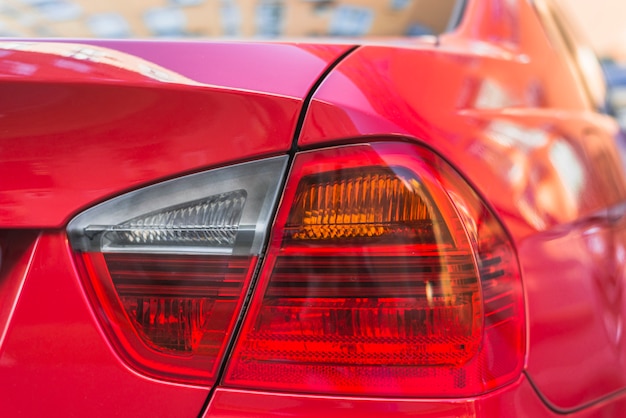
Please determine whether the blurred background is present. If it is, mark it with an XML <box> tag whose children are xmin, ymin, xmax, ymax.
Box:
<box><xmin>567</xmin><ymin>0</ymin><xmax>626</xmax><ymax>61</ymax></box>
<box><xmin>0</xmin><ymin>0</ymin><xmax>623</xmax><ymax>60</ymax></box>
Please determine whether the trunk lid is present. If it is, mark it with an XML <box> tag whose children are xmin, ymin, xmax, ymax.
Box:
<box><xmin>0</xmin><ymin>40</ymin><xmax>353</xmax><ymax>227</ymax></box>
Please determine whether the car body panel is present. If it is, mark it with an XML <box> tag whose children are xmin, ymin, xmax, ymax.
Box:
<box><xmin>205</xmin><ymin>374</ymin><xmax>626</xmax><ymax>418</ymax></box>
<box><xmin>0</xmin><ymin>41</ymin><xmax>352</xmax><ymax>227</ymax></box>
<box><xmin>12</xmin><ymin>39</ymin><xmax>353</xmax><ymax>98</ymax></box>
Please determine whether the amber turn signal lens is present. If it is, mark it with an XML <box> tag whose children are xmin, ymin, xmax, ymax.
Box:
<box><xmin>285</xmin><ymin>167</ymin><xmax>444</xmax><ymax>243</ymax></box>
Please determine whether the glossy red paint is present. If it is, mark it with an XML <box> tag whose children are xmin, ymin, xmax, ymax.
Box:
<box><xmin>204</xmin><ymin>376</ymin><xmax>566</xmax><ymax>418</ymax></box>
<box><xmin>0</xmin><ymin>41</ymin><xmax>352</xmax><ymax>227</ymax></box>
<box><xmin>2</xmin><ymin>0</ymin><xmax>626</xmax><ymax>416</ymax></box>
<box><xmin>16</xmin><ymin>39</ymin><xmax>353</xmax><ymax>97</ymax></box>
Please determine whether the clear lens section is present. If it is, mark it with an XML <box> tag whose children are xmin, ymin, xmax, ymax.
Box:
<box><xmin>68</xmin><ymin>156</ymin><xmax>287</xmax><ymax>385</ymax></box>
<box><xmin>68</xmin><ymin>157</ymin><xmax>287</xmax><ymax>255</ymax></box>
<box><xmin>101</xmin><ymin>190</ymin><xmax>247</xmax><ymax>250</ymax></box>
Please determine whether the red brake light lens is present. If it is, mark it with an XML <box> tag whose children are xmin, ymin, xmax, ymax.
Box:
<box><xmin>224</xmin><ymin>143</ymin><xmax>524</xmax><ymax>397</ymax></box>
<box><xmin>68</xmin><ymin>157</ymin><xmax>287</xmax><ymax>385</ymax></box>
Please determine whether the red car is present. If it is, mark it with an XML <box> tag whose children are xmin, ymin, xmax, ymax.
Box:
<box><xmin>2</xmin><ymin>0</ymin><xmax>626</xmax><ymax>416</ymax></box>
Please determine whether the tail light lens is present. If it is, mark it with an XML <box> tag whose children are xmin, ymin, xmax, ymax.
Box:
<box><xmin>224</xmin><ymin>143</ymin><xmax>524</xmax><ymax>397</ymax></box>
<box><xmin>68</xmin><ymin>157</ymin><xmax>287</xmax><ymax>385</ymax></box>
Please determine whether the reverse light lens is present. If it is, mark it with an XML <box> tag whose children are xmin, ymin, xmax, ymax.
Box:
<box><xmin>68</xmin><ymin>157</ymin><xmax>287</xmax><ymax>385</ymax></box>
<box><xmin>225</xmin><ymin>143</ymin><xmax>524</xmax><ymax>397</ymax></box>
<box><xmin>101</xmin><ymin>190</ymin><xmax>247</xmax><ymax>249</ymax></box>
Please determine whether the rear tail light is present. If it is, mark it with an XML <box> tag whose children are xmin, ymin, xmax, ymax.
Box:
<box><xmin>224</xmin><ymin>143</ymin><xmax>524</xmax><ymax>397</ymax></box>
<box><xmin>68</xmin><ymin>141</ymin><xmax>524</xmax><ymax>395</ymax></box>
<box><xmin>68</xmin><ymin>157</ymin><xmax>287</xmax><ymax>385</ymax></box>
